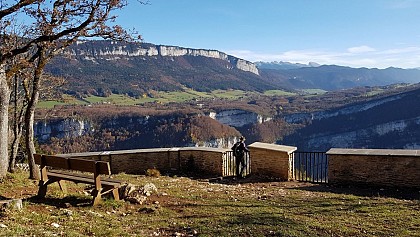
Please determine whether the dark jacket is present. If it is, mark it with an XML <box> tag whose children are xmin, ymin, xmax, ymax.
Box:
<box><xmin>232</xmin><ymin>141</ymin><xmax>249</xmax><ymax>157</ymax></box>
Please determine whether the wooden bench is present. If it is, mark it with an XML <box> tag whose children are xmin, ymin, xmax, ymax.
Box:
<box><xmin>34</xmin><ymin>154</ymin><xmax>122</xmax><ymax>206</ymax></box>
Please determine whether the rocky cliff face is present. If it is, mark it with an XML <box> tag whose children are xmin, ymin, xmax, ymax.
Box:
<box><xmin>283</xmin><ymin>88</ymin><xmax>420</xmax><ymax>151</ymax></box>
<box><xmin>67</xmin><ymin>41</ymin><xmax>259</xmax><ymax>75</ymax></box>
<box><xmin>283</xmin><ymin>94</ymin><xmax>403</xmax><ymax>124</ymax></box>
<box><xmin>34</xmin><ymin>119</ymin><xmax>93</xmax><ymax>141</ymax></box>
<box><xmin>297</xmin><ymin>116</ymin><xmax>420</xmax><ymax>151</ymax></box>
<box><xmin>34</xmin><ymin>113</ymin><xmax>242</xmax><ymax>150</ymax></box>
<box><xmin>188</xmin><ymin>136</ymin><xmax>238</xmax><ymax>149</ymax></box>
<box><xmin>208</xmin><ymin>109</ymin><xmax>272</xmax><ymax>128</ymax></box>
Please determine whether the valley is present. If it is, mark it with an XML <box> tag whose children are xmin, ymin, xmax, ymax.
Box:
<box><xmin>35</xmin><ymin>80</ymin><xmax>420</xmax><ymax>154</ymax></box>
<box><xmin>31</xmin><ymin>40</ymin><xmax>420</xmax><ymax>154</ymax></box>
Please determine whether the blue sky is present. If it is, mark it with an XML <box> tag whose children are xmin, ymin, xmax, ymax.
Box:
<box><xmin>116</xmin><ymin>0</ymin><xmax>420</xmax><ymax>69</ymax></box>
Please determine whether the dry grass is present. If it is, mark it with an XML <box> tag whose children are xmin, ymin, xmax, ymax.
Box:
<box><xmin>1</xmin><ymin>170</ymin><xmax>420</xmax><ymax>236</ymax></box>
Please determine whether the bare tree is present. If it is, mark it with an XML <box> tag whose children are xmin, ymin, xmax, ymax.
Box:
<box><xmin>0</xmin><ymin>0</ymin><xmax>142</xmax><ymax>179</ymax></box>
<box><xmin>9</xmin><ymin>70</ymin><xmax>28</xmax><ymax>173</ymax></box>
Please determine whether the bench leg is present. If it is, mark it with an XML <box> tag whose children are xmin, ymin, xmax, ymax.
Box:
<box><xmin>91</xmin><ymin>189</ymin><xmax>102</xmax><ymax>206</ymax></box>
<box><xmin>37</xmin><ymin>181</ymin><xmax>48</xmax><ymax>198</ymax></box>
<box><xmin>92</xmin><ymin>194</ymin><xmax>101</xmax><ymax>206</ymax></box>
<box><xmin>58</xmin><ymin>180</ymin><xmax>68</xmax><ymax>194</ymax></box>
<box><xmin>112</xmin><ymin>189</ymin><xmax>120</xmax><ymax>201</ymax></box>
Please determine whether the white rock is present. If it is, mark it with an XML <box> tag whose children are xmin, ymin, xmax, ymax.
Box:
<box><xmin>51</xmin><ymin>223</ymin><xmax>60</xmax><ymax>228</ymax></box>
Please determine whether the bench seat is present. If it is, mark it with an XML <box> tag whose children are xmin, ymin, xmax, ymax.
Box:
<box><xmin>34</xmin><ymin>154</ymin><xmax>122</xmax><ymax>206</ymax></box>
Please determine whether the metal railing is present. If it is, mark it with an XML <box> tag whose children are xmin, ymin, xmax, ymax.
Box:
<box><xmin>293</xmin><ymin>151</ymin><xmax>328</xmax><ymax>183</ymax></box>
<box><xmin>223</xmin><ymin>151</ymin><xmax>251</xmax><ymax>177</ymax></box>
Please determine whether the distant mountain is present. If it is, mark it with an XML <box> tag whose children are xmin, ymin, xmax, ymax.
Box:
<box><xmin>259</xmin><ymin>65</ymin><xmax>420</xmax><ymax>91</ymax></box>
<box><xmin>44</xmin><ymin>40</ymin><xmax>420</xmax><ymax>96</ymax></box>
<box><xmin>255</xmin><ymin>61</ymin><xmax>321</xmax><ymax>70</ymax></box>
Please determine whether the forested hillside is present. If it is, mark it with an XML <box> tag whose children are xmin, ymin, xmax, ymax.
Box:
<box><xmin>46</xmin><ymin>41</ymin><xmax>277</xmax><ymax>97</ymax></box>
<box><xmin>45</xmin><ymin>40</ymin><xmax>420</xmax><ymax>99</ymax></box>
<box><xmin>38</xmin><ymin>112</ymin><xmax>240</xmax><ymax>154</ymax></box>
<box><xmin>282</xmin><ymin>85</ymin><xmax>420</xmax><ymax>151</ymax></box>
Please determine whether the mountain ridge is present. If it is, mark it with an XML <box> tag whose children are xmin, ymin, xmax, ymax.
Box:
<box><xmin>45</xmin><ymin>40</ymin><xmax>420</xmax><ymax>97</ymax></box>
<box><xmin>67</xmin><ymin>40</ymin><xmax>259</xmax><ymax>75</ymax></box>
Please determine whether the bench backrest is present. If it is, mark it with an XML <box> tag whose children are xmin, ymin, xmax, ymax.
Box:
<box><xmin>34</xmin><ymin>154</ymin><xmax>111</xmax><ymax>175</ymax></box>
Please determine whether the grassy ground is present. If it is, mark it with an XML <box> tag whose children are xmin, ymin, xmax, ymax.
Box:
<box><xmin>263</xmin><ymin>90</ymin><xmax>297</xmax><ymax>96</ymax></box>
<box><xmin>36</xmin><ymin>89</ymin><xmax>297</xmax><ymax>109</ymax></box>
<box><xmin>1</xmin><ymin>171</ymin><xmax>420</xmax><ymax>236</ymax></box>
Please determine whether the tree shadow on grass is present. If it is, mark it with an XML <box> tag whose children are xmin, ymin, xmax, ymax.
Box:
<box><xmin>290</xmin><ymin>183</ymin><xmax>420</xmax><ymax>200</ymax></box>
<box><xmin>207</xmin><ymin>174</ymin><xmax>286</xmax><ymax>185</ymax></box>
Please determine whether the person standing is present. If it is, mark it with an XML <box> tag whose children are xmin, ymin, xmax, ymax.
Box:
<box><xmin>232</xmin><ymin>136</ymin><xmax>249</xmax><ymax>178</ymax></box>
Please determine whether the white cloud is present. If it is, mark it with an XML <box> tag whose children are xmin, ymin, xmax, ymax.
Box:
<box><xmin>386</xmin><ymin>0</ymin><xmax>419</xmax><ymax>9</ymax></box>
<box><xmin>381</xmin><ymin>46</ymin><xmax>420</xmax><ymax>55</ymax></box>
<box><xmin>347</xmin><ymin>45</ymin><xmax>376</xmax><ymax>54</ymax></box>
<box><xmin>227</xmin><ymin>46</ymin><xmax>420</xmax><ymax>69</ymax></box>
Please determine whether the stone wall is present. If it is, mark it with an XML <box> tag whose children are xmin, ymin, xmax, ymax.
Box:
<box><xmin>59</xmin><ymin>147</ymin><xmax>228</xmax><ymax>176</ymax></box>
<box><xmin>327</xmin><ymin>148</ymin><xmax>420</xmax><ymax>188</ymax></box>
<box><xmin>248</xmin><ymin>142</ymin><xmax>297</xmax><ymax>180</ymax></box>
<box><xmin>58</xmin><ymin>143</ymin><xmax>297</xmax><ymax>179</ymax></box>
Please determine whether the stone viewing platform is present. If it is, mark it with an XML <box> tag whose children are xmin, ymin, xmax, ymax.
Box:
<box><xmin>326</xmin><ymin>148</ymin><xmax>420</xmax><ymax>156</ymax></box>
<box><xmin>327</xmin><ymin>148</ymin><xmax>420</xmax><ymax>188</ymax></box>
<box><xmin>248</xmin><ymin>142</ymin><xmax>297</xmax><ymax>180</ymax></box>
<box><xmin>41</xmin><ymin>144</ymin><xmax>420</xmax><ymax>189</ymax></box>
<box><xmin>56</xmin><ymin>143</ymin><xmax>298</xmax><ymax>180</ymax></box>
<box><xmin>59</xmin><ymin>147</ymin><xmax>230</xmax><ymax>177</ymax></box>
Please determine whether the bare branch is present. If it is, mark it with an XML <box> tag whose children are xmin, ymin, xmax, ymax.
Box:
<box><xmin>0</xmin><ymin>0</ymin><xmax>37</xmax><ymax>19</ymax></box>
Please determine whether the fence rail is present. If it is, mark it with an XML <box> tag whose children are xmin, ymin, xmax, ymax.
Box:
<box><xmin>293</xmin><ymin>151</ymin><xmax>328</xmax><ymax>183</ymax></box>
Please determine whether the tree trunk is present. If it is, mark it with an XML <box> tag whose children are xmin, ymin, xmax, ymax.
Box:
<box><xmin>0</xmin><ymin>65</ymin><xmax>10</xmax><ymax>178</ymax></box>
<box><xmin>9</xmin><ymin>131</ymin><xmax>22</xmax><ymax>173</ymax></box>
<box><xmin>25</xmin><ymin>56</ymin><xmax>44</xmax><ymax>180</ymax></box>
<box><xmin>25</xmin><ymin>101</ymin><xmax>39</xmax><ymax>179</ymax></box>
<box><xmin>9</xmin><ymin>75</ymin><xmax>24</xmax><ymax>172</ymax></box>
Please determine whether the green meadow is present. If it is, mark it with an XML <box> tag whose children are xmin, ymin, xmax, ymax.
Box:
<box><xmin>37</xmin><ymin>89</ymin><xmax>297</xmax><ymax>109</ymax></box>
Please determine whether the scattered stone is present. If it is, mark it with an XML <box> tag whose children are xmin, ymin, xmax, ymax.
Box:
<box><xmin>88</xmin><ymin>210</ymin><xmax>103</xmax><ymax>217</ymax></box>
<box><xmin>126</xmin><ymin>195</ymin><xmax>147</xmax><ymax>205</ymax></box>
<box><xmin>0</xmin><ymin>199</ymin><xmax>23</xmax><ymax>211</ymax></box>
<box><xmin>61</xmin><ymin>209</ymin><xmax>73</xmax><ymax>216</ymax></box>
<box><xmin>120</xmin><ymin>183</ymin><xmax>137</xmax><ymax>199</ymax></box>
<box><xmin>143</xmin><ymin>183</ymin><xmax>158</xmax><ymax>196</ymax></box>
<box><xmin>51</xmin><ymin>223</ymin><xmax>60</xmax><ymax>228</ymax></box>
<box><xmin>118</xmin><ymin>183</ymin><xmax>159</xmax><ymax>204</ymax></box>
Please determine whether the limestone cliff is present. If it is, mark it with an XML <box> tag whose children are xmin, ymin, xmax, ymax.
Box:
<box><xmin>282</xmin><ymin>87</ymin><xmax>420</xmax><ymax>151</ymax></box>
<box><xmin>66</xmin><ymin>41</ymin><xmax>259</xmax><ymax>75</ymax></box>
<box><xmin>208</xmin><ymin>109</ymin><xmax>272</xmax><ymax>127</ymax></box>
<box><xmin>34</xmin><ymin>114</ymin><xmax>242</xmax><ymax>151</ymax></box>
